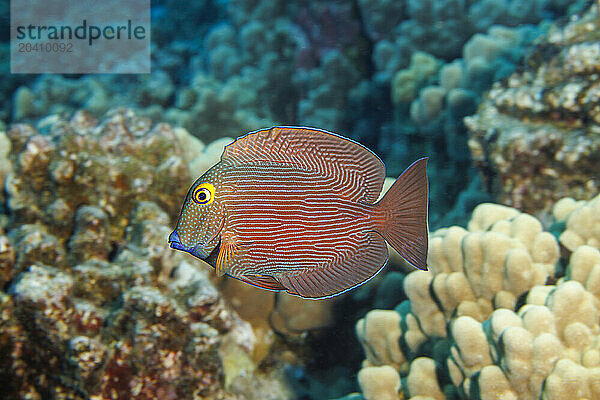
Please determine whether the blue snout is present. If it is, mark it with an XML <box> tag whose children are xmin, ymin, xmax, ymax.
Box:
<box><xmin>169</xmin><ymin>230</ymin><xmax>208</xmax><ymax>259</ymax></box>
<box><xmin>168</xmin><ymin>230</ymin><xmax>187</xmax><ymax>251</ymax></box>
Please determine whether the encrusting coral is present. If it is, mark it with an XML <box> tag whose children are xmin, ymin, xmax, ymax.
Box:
<box><xmin>0</xmin><ymin>109</ymin><xmax>309</xmax><ymax>400</ymax></box>
<box><xmin>3</xmin><ymin>206</ymin><xmax>249</xmax><ymax>399</ymax></box>
<box><xmin>354</xmin><ymin>193</ymin><xmax>600</xmax><ymax>400</ymax></box>
<box><xmin>5</xmin><ymin>108</ymin><xmax>191</xmax><ymax>245</ymax></box>
<box><xmin>0</xmin><ymin>230</ymin><xmax>15</xmax><ymax>288</ymax></box>
<box><xmin>466</xmin><ymin>4</ymin><xmax>600</xmax><ymax>216</ymax></box>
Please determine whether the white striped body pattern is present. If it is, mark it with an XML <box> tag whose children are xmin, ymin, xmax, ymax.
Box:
<box><xmin>169</xmin><ymin>127</ymin><xmax>429</xmax><ymax>299</ymax></box>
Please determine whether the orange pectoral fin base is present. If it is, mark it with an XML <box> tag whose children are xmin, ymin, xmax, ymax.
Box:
<box><xmin>215</xmin><ymin>241</ymin><xmax>237</xmax><ymax>277</ymax></box>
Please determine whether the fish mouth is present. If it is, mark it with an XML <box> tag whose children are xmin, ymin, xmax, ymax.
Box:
<box><xmin>168</xmin><ymin>231</ymin><xmax>187</xmax><ymax>251</ymax></box>
<box><xmin>168</xmin><ymin>217</ymin><xmax>224</xmax><ymax>260</ymax></box>
<box><xmin>168</xmin><ymin>230</ymin><xmax>207</xmax><ymax>258</ymax></box>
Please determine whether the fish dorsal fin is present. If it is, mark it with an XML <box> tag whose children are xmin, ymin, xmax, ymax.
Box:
<box><xmin>222</xmin><ymin>127</ymin><xmax>386</xmax><ymax>203</ymax></box>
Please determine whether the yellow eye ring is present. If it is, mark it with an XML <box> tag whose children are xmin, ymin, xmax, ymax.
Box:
<box><xmin>192</xmin><ymin>183</ymin><xmax>215</xmax><ymax>205</ymax></box>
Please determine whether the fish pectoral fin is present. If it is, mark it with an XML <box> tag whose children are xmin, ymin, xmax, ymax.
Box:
<box><xmin>235</xmin><ymin>274</ymin><xmax>287</xmax><ymax>291</ymax></box>
<box><xmin>215</xmin><ymin>240</ymin><xmax>238</xmax><ymax>277</ymax></box>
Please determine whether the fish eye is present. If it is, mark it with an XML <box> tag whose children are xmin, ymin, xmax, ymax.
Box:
<box><xmin>192</xmin><ymin>183</ymin><xmax>215</xmax><ymax>205</ymax></box>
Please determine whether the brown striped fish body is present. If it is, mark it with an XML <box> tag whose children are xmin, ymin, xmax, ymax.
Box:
<box><xmin>169</xmin><ymin>127</ymin><xmax>428</xmax><ymax>299</ymax></box>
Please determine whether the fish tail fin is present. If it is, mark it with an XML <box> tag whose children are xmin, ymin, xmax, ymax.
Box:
<box><xmin>374</xmin><ymin>157</ymin><xmax>429</xmax><ymax>270</ymax></box>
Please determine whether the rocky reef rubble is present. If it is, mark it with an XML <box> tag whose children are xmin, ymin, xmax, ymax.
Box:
<box><xmin>0</xmin><ymin>109</ymin><xmax>295</xmax><ymax>400</ymax></box>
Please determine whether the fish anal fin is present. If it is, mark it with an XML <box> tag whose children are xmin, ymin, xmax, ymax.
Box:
<box><xmin>278</xmin><ymin>231</ymin><xmax>389</xmax><ymax>299</ymax></box>
<box><xmin>221</xmin><ymin>127</ymin><xmax>386</xmax><ymax>203</ymax></box>
<box><xmin>235</xmin><ymin>274</ymin><xmax>287</xmax><ymax>292</ymax></box>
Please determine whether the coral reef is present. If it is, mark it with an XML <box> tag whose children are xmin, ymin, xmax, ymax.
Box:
<box><xmin>391</xmin><ymin>52</ymin><xmax>442</xmax><ymax>107</ymax></box>
<box><xmin>164</xmin><ymin>71</ymin><xmax>278</xmax><ymax>143</ymax></box>
<box><xmin>360</xmin><ymin>0</ymin><xmax>574</xmax><ymax>84</ymax></box>
<box><xmin>171</xmin><ymin>126</ymin><xmax>234</xmax><ymax>179</ymax></box>
<box><xmin>0</xmin><ymin>109</ymin><xmax>305</xmax><ymax>399</ymax></box>
<box><xmin>295</xmin><ymin>49</ymin><xmax>362</xmax><ymax>130</ymax></box>
<box><xmin>353</xmin><ymin>192</ymin><xmax>600</xmax><ymax>400</ymax></box>
<box><xmin>383</xmin><ymin>22</ymin><xmax>541</xmax><ymax>228</ymax></box>
<box><xmin>2</xmin><ymin>0</ymin><xmax>591</xmax><ymax>236</ymax></box>
<box><xmin>554</xmin><ymin>194</ymin><xmax>600</xmax><ymax>251</ymax></box>
<box><xmin>358</xmin><ymin>365</ymin><xmax>400</xmax><ymax>400</ymax></box>
<box><xmin>2</xmin><ymin>210</ymin><xmax>250</xmax><ymax>399</ymax></box>
<box><xmin>2</xmin><ymin>1</ymin><xmax>598</xmax><ymax>398</ymax></box>
<box><xmin>0</xmin><ymin>129</ymin><xmax>11</xmax><ymax>215</ymax></box>
<box><xmin>12</xmin><ymin>76</ymin><xmax>118</xmax><ymax>121</ymax></box>
<box><xmin>466</xmin><ymin>4</ymin><xmax>600</xmax><ymax>216</ymax></box>
<box><xmin>0</xmin><ymin>231</ymin><xmax>15</xmax><ymax>288</ymax></box>
<box><xmin>1</xmin><ymin>108</ymin><xmax>391</xmax><ymax>399</ymax></box>
<box><xmin>5</xmin><ymin>108</ymin><xmax>190</xmax><ymax>245</ymax></box>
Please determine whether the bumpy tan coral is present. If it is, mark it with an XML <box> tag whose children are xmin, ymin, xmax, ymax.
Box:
<box><xmin>400</xmin><ymin>203</ymin><xmax>558</xmax><ymax>343</ymax></box>
<box><xmin>356</xmin><ymin>310</ymin><xmax>404</xmax><ymax>370</ymax></box>
<box><xmin>355</xmin><ymin>194</ymin><xmax>600</xmax><ymax>400</ymax></box>
<box><xmin>465</xmin><ymin>5</ymin><xmax>600</xmax><ymax>216</ymax></box>
<box><xmin>357</xmin><ymin>365</ymin><xmax>401</xmax><ymax>400</ymax></box>
<box><xmin>405</xmin><ymin>358</ymin><xmax>444</xmax><ymax>400</ymax></box>
<box><xmin>562</xmin><ymin>245</ymin><xmax>600</xmax><ymax>299</ymax></box>
<box><xmin>553</xmin><ymin>193</ymin><xmax>600</xmax><ymax>251</ymax></box>
<box><xmin>173</xmin><ymin>126</ymin><xmax>235</xmax><ymax>180</ymax></box>
<box><xmin>165</xmin><ymin>71</ymin><xmax>277</xmax><ymax>143</ymax></box>
<box><xmin>355</xmin><ymin>206</ymin><xmax>550</xmax><ymax>382</ymax></box>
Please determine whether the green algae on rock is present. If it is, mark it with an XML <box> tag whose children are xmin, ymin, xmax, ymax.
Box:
<box><xmin>466</xmin><ymin>4</ymin><xmax>600</xmax><ymax>217</ymax></box>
